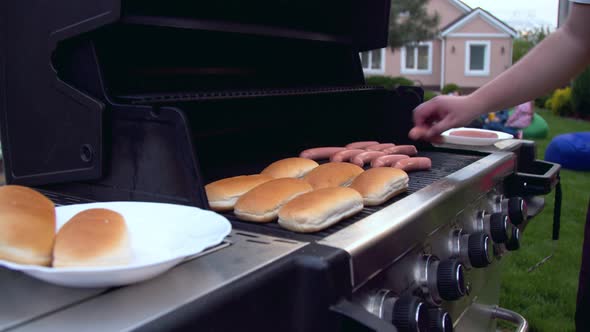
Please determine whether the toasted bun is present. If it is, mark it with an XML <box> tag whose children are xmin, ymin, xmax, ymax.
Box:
<box><xmin>261</xmin><ymin>158</ymin><xmax>319</xmax><ymax>179</ymax></box>
<box><xmin>53</xmin><ymin>208</ymin><xmax>131</xmax><ymax>268</ymax></box>
<box><xmin>0</xmin><ymin>185</ymin><xmax>55</xmax><ymax>266</ymax></box>
<box><xmin>235</xmin><ymin>178</ymin><xmax>313</xmax><ymax>222</ymax></box>
<box><xmin>205</xmin><ymin>174</ymin><xmax>274</xmax><ymax>211</ymax></box>
<box><xmin>349</xmin><ymin>167</ymin><xmax>409</xmax><ymax>206</ymax></box>
<box><xmin>303</xmin><ymin>162</ymin><xmax>364</xmax><ymax>189</ymax></box>
<box><xmin>278</xmin><ymin>187</ymin><xmax>363</xmax><ymax>233</ymax></box>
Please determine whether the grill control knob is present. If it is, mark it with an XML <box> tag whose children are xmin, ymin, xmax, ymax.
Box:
<box><xmin>467</xmin><ymin>231</ymin><xmax>493</xmax><ymax>268</ymax></box>
<box><xmin>506</xmin><ymin>227</ymin><xmax>521</xmax><ymax>251</ymax></box>
<box><xmin>505</xmin><ymin>197</ymin><xmax>527</xmax><ymax>226</ymax></box>
<box><xmin>437</xmin><ymin>259</ymin><xmax>466</xmax><ymax>301</ymax></box>
<box><xmin>391</xmin><ymin>295</ymin><xmax>429</xmax><ymax>332</ymax></box>
<box><xmin>428</xmin><ymin>308</ymin><xmax>454</xmax><ymax>332</ymax></box>
<box><xmin>489</xmin><ymin>213</ymin><xmax>510</xmax><ymax>244</ymax></box>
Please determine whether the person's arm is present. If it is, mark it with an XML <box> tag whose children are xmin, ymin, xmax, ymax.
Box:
<box><xmin>410</xmin><ymin>3</ymin><xmax>590</xmax><ymax>140</ymax></box>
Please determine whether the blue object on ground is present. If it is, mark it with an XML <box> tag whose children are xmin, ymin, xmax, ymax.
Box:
<box><xmin>545</xmin><ymin>132</ymin><xmax>590</xmax><ymax>171</ymax></box>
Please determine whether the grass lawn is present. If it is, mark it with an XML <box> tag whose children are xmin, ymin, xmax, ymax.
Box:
<box><xmin>499</xmin><ymin>108</ymin><xmax>590</xmax><ymax>331</ymax></box>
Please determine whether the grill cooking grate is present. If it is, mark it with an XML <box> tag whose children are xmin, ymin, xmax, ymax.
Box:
<box><xmin>226</xmin><ymin>150</ymin><xmax>483</xmax><ymax>241</ymax></box>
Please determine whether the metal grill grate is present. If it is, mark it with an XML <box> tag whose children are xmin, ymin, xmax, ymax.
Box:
<box><xmin>37</xmin><ymin>190</ymin><xmax>95</xmax><ymax>207</ymax></box>
<box><xmin>226</xmin><ymin>150</ymin><xmax>484</xmax><ymax>241</ymax></box>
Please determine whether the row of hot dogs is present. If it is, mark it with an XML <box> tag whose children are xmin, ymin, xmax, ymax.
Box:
<box><xmin>299</xmin><ymin>140</ymin><xmax>432</xmax><ymax>172</ymax></box>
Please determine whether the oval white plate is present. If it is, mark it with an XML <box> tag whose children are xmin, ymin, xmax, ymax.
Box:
<box><xmin>0</xmin><ymin>202</ymin><xmax>231</xmax><ymax>288</ymax></box>
<box><xmin>440</xmin><ymin>127</ymin><xmax>513</xmax><ymax>146</ymax></box>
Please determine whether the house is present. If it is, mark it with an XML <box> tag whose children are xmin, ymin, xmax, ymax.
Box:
<box><xmin>361</xmin><ymin>0</ymin><xmax>518</xmax><ymax>92</ymax></box>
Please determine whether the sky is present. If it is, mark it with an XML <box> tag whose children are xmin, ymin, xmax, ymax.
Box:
<box><xmin>461</xmin><ymin>0</ymin><xmax>560</xmax><ymax>31</ymax></box>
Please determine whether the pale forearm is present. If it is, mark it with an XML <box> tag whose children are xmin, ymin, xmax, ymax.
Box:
<box><xmin>469</xmin><ymin>4</ymin><xmax>590</xmax><ymax>114</ymax></box>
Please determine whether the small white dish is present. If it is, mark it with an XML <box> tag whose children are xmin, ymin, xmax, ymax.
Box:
<box><xmin>440</xmin><ymin>127</ymin><xmax>513</xmax><ymax>146</ymax></box>
<box><xmin>0</xmin><ymin>202</ymin><xmax>231</xmax><ymax>288</ymax></box>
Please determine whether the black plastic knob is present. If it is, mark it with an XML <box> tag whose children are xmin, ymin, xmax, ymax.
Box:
<box><xmin>428</xmin><ymin>308</ymin><xmax>454</xmax><ymax>332</ymax></box>
<box><xmin>508</xmin><ymin>197</ymin><xmax>527</xmax><ymax>225</ymax></box>
<box><xmin>490</xmin><ymin>213</ymin><xmax>510</xmax><ymax>243</ymax></box>
<box><xmin>392</xmin><ymin>295</ymin><xmax>429</xmax><ymax>332</ymax></box>
<box><xmin>506</xmin><ymin>227</ymin><xmax>521</xmax><ymax>251</ymax></box>
<box><xmin>468</xmin><ymin>232</ymin><xmax>493</xmax><ymax>268</ymax></box>
<box><xmin>437</xmin><ymin>260</ymin><xmax>466</xmax><ymax>301</ymax></box>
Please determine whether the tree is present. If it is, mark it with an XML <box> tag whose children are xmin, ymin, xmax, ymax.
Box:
<box><xmin>388</xmin><ymin>0</ymin><xmax>440</xmax><ymax>52</ymax></box>
<box><xmin>512</xmin><ymin>26</ymin><xmax>551</xmax><ymax>63</ymax></box>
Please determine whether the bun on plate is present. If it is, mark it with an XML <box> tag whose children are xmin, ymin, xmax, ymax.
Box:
<box><xmin>0</xmin><ymin>185</ymin><xmax>56</xmax><ymax>266</ymax></box>
<box><xmin>53</xmin><ymin>208</ymin><xmax>131</xmax><ymax>268</ymax></box>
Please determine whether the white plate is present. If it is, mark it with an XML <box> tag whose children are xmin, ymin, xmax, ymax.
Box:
<box><xmin>440</xmin><ymin>127</ymin><xmax>513</xmax><ymax>146</ymax></box>
<box><xmin>0</xmin><ymin>202</ymin><xmax>231</xmax><ymax>288</ymax></box>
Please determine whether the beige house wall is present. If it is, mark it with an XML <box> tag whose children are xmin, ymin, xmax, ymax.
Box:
<box><xmin>384</xmin><ymin>39</ymin><xmax>442</xmax><ymax>87</ymax></box>
<box><xmin>453</xmin><ymin>16</ymin><xmax>506</xmax><ymax>34</ymax></box>
<box><xmin>444</xmin><ymin>37</ymin><xmax>513</xmax><ymax>88</ymax></box>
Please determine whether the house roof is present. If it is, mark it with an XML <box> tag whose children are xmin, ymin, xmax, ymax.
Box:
<box><xmin>448</xmin><ymin>0</ymin><xmax>472</xmax><ymax>13</ymax></box>
<box><xmin>441</xmin><ymin>7</ymin><xmax>518</xmax><ymax>38</ymax></box>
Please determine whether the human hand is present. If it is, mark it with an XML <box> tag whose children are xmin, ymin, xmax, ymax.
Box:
<box><xmin>408</xmin><ymin>95</ymin><xmax>486</xmax><ymax>141</ymax></box>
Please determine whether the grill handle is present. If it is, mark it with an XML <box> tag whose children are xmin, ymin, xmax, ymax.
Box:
<box><xmin>505</xmin><ymin>160</ymin><xmax>560</xmax><ymax>197</ymax></box>
<box><xmin>330</xmin><ymin>299</ymin><xmax>398</xmax><ymax>332</ymax></box>
<box><xmin>475</xmin><ymin>304</ymin><xmax>529</xmax><ymax>332</ymax></box>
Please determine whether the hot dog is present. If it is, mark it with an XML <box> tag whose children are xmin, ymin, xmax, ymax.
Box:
<box><xmin>394</xmin><ymin>157</ymin><xmax>432</xmax><ymax>172</ymax></box>
<box><xmin>351</xmin><ymin>151</ymin><xmax>387</xmax><ymax>167</ymax></box>
<box><xmin>365</xmin><ymin>143</ymin><xmax>396</xmax><ymax>151</ymax></box>
<box><xmin>330</xmin><ymin>149</ymin><xmax>366</xmax><ymax>162</ymax></box>
<box><xmin>449</xmin><ymin>130</ymin><xmax>498</xmax><ymax>138</ymax></box>
<box><xmin>300</xmin><ymin>147</ymin><xmax>346</xmax><ymax>160</ymax></box>
<box><xmin>371</xmin><ymin>154</ymin><xmax>410</xmax><ymax>168</ymax></box>
<box><xmin>345</xmin><ymin>141</ymin><xmax>380</xmax><ymax>149</ymax></box>
<box><xmin>382</xmin><ymin>145</ymin><xmax>418</xmax><ymax>156</ymax></box>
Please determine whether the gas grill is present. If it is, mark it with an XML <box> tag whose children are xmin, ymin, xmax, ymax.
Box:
<box><xmin>0</xmin><ymin>1</ymin><xmax>560</xmax><ymax>331</ymax></box>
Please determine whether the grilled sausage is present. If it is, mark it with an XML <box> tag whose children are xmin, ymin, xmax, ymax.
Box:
<box><xmin>371</xmin><ymin>154</ymin><xmax>410</xmax><ymax>168</ymax></box>
<box><xmin>382</xmin><ymin>145</ymin><xmax>418</xmax><ymax>156</ymax></box>
<box><xmin>300</xmin><ymin>147</ymin><xmax>346</xmax><ymax>160</ymax></box>
<box><xmin>330</xmin><ymin>149</ymin><xmax>366</xmax><ymax>162</ymax></box>
<box><xmin>365</xmin><ymin>143</ymin><xmax>396</xmax><ymax>151</ymax></box>
<box><xmin>449</xmin><ymin>130</ymin><xmax>498</xmax><ymax>138</ymax></box>
<box><xmin>394</xmin><ymin>157</ymin><xmax>432</xmax><ymax>172</ymax></box>
<box><xmin>351</xmin><ymin>151</ymin><xmax>387</xmax><ymax>167</ymax></box>
<box><xmin>345</xmin><ymin>141</ymin><xmax>380</xmax><ymax>149</ymax></box>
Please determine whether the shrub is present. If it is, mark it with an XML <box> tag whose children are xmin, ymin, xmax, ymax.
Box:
<box><xmin>365</xmin><ymin>75</ymin><xmax>414</xmax><ymax>90</ymax></box>
<box><xmin>572</xmin><ymin>66</ymin><xmax>590</xmax><ymax>118</ymax></box>
<box><xmin>441</xmin><ymin>83</ymin><xmax>460</xmax><ymax>95</ymax></box>
<box><xmin>424</xmin><ymin>90</ymin><xmax>438</xmax><ymax>101</ymax></box>
<box><xmin>535</xmin><ymin>93</ymin><xmax>552</xmax><ymax>109</ymax></box>
<box><xmin>546</xmin><ymin>87</ymin><xmax>574</xmax><ymax>116</ymax></box>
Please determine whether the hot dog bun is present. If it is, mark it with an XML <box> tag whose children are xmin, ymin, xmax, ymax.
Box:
<box><xmin>53</xmin><ymin>208</ymin><xmax>131</xmax><ymax>268</ymax></box>
<box><xmin>303</xmin><ymin>162</ymin><xmax>364</xmax><ymax>189</ymax></box>
<box><xmin>349</xmin><ymin>168</ymin><xmax>409</xmax><ymax>206</ymax></box>
<box><xmin>235</xmin><ymin>178</ymin><xmax>313</xmax><ymax>222</ymax></box>
<box><xmin>205</xmin><ymin>174</ymin><xmax>274</xmax><ymax>211</ymax></box>
<box><xmin>261</xmin><ymin>158</ymin><xmax>319</xmax><ymax>179</ymax></box>
<box><xmin>278</xmin><ymin>187</ymin><xmax>363</xmax><ymax>233</ymax></box>
<box><xmin>0</xmin><ymin>185</ymin><xmax>56</xmax><ymax>266</ymax></box>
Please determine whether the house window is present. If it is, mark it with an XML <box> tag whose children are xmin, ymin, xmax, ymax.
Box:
<box><xmin>465</xmin><ymin>40</ymin><xmax>491</xmax><ymax>76</ymax></box>
<box><xmin>401</xmin><ymin>42</ymin><xmax>432</xmax><ymax>75</ymax></box>
<box><xmin>360</xmin><ymin>49</ymin><xmax>385</xmax><ymax>74</ymax></box>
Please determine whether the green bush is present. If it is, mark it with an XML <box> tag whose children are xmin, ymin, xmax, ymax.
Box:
<box><xmin>546</xmin><ymin>87</ymin><xmax>574</xmax><ymax>116</ymax></box>
<box><xmin>535</xmin><ymin>93</ymin><xmax>552</xmax><ymax>109</ymax></box>
<box><xmin>441</xmin><ymin>83</ymin><xmax>460</xmax><ymax>95</ymax></box>
<box><xmin>365</xmin><ymin>75</ymin><xmax>414</xmax><ymax>90</ymax></box>
<box><xmin>424</xmin><ymin>90</ymin><xmax>438</xmax><ymax>101</ymax></box>
<box><xmin>572</xmin><ymin>66</ymin><xmax>590</xmax><ymax>117</ymax></box>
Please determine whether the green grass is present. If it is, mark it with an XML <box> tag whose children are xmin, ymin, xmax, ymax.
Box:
<box><xmin>499</xmin><ymin>108</ymin><xmax>590</xmax><ymax>331</ymax></box>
